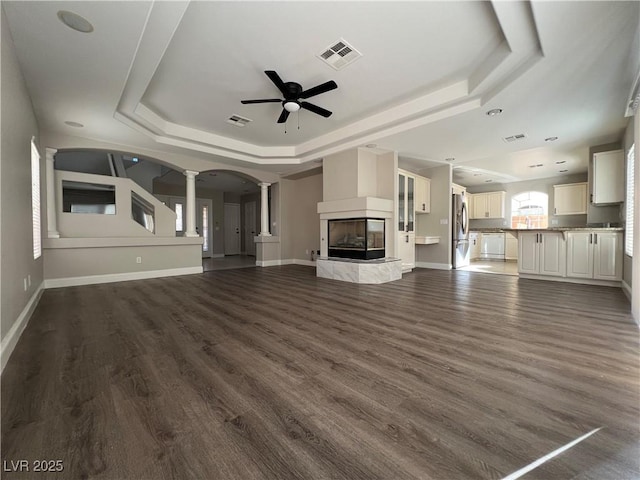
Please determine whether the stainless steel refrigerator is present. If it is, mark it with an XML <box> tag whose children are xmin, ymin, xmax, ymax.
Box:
<box><xmin>452</xmin><ymin>192</ymin><xmax>470</xmax><ymax>269</ymax></box>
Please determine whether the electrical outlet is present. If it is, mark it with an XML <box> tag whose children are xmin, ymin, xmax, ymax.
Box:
<box><xmin>136</xmin><ymin>256</ymin><xmax>142</xmax><ymax>264</ymax></box>
<box><xmin>23</xmin><ymin>278</ymin><xmax>28</xmax><ymax>292</ymax></box>
<box><xmin>440</xmin><ymin>219</ymin><xmax>449</xmax><ymax>225</ymax></box>
<box><xmin>551</xmin><ymin>219</ymin><xmax>559</xmax><ymax>225</ymax></box>
<box><xmin>305</xmin><ymin>249</ymin><xmax>309</xmax><ymax>255</ymax></box>
<box><xmin>28</xmin><ymin>275</ymin><xmax>31</xmax><ymax>287</ymax></box>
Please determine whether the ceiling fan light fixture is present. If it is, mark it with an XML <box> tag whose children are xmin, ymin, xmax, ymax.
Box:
<box><xmin>486</xmin><ymin>108</ymin><xmax>503</xmax><ymax>116</ymax></box>
<box><xmin>283</xmin><ymin>101</ymin><xmax>300</xmax><ymax>113</ymax></box>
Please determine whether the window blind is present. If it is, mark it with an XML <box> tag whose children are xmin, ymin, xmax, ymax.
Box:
<box><xmin>31</xmin><ymin>138</ymin><xmax>41</xmax><ymax>259</ymax></box>
<box><xmin>626</xmin><ymin>144</ymin><xmax>635</xmax><ymax>257</ymax></box>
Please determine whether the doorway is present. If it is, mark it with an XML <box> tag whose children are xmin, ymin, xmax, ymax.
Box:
<box><xmin>197</xmin><ymin>199</ymin><xmax>213</xmax><ymax>259</ymax></box>
<box><xmin>224</xmin><ymin>203</ymin><xmax>241</xmax><ymax>255</ymax></box>
<box><xmin>244</xmin><ymin>201</ymin><xmax>256</xmax><ymax>256</ymax></box>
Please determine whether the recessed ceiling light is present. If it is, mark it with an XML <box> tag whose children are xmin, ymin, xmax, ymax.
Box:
<box><xmin>485</xmin><ymin>179</ymin><xmax>493</xmax><ymax>183</ymax></box>
<box><xmin>536</xmin><ymin>163</ymin><xmax>543</xmax><ymax>167</ymax></box>
<box><xmin>486</xmin><ymin>108</ymin><xmax>503</xmax><ymax>116</ymax></box>
<box><xmin>57</xmin><ymin>11</ymin><xmax>94</xmax><ymax>33</ymax></box>
<box><xmin>559</xmin><ymin>169</ymin><xmax>569</xmax><ymax>173</ymax></box>
<box><xmin>365</xmin><ymin>144</ymin><xmax>377</xmax><ymax>148</ymax></box>
<box><xmin>64</xmin><ymin>121</ymin><xmax>84</xmax><ymax>128</ymax></box>
<box><xmin>555</xmin><ymin>160</ymin><xmax>566</xmax><ymax>164</ymax></box>
<box><xmin>545</xmin><ymin>136</ymin><xmax>558</xmax><ymax>142</ymax></box>
<box><xmin>445</xmin><ymin>157</ymin><xmax>455</xmax><ymax>162</ymax></box>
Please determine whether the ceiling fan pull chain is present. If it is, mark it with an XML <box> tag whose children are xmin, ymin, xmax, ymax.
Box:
<box><xmin>297</xmin><ymin>111</ymin><xmax>300</xmax><ymax>130</ymax></box>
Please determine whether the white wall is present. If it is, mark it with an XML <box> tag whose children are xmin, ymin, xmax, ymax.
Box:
<box><xmin>1</xmin><ymin>7</ymin><xmax>43</xmax><ymax>342</ymax></box>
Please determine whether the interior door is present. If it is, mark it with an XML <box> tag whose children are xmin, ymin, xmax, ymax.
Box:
<box><xmin>168</xmin><ymin>197</ymin><xmax>185</xmax><ymax>235</ymax></box>
<box><xmin>224</xmin><ymin>203</ymin><xmax>241</xmax><ymax>255</ymax></box>
<box><xmin>197</xmin><ymin>199</ymin><xmax>213</xmax><ymax>258</ymax></box>
<box><xmin>244</xmin><ymin>201</ymin><xmax>256</xmax><ymax>256</ymax></box>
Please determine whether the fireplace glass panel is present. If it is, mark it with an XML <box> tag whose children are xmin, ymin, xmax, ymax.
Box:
<box><xmin>328</xmin><ymin>218</ymin><xmax>385</xmax><ymax>260</ymax></box>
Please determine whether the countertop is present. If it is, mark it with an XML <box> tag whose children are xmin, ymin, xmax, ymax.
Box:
<box><xmin>470</xmin><ymin>227</ymin><xmax>624</xmax><ymax>233</ymax></box>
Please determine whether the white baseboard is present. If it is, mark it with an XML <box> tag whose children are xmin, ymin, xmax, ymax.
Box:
<box><xmin>519</xmin><ymin>274</ymin><xmax>622</xmax><ymax>288</ymax></box>
<box><xmin>622</xmin><ymin>280</ymin><xmax>632</xmax><ymax>301</ymax></box>
<box><xmin>211</xmin><ymin>254</ymin><xmax>225</xmax><ymax>258</ymax></box>
<box><xmin>1</xmin><ymin>282</ymin><xmax>44</xmax><ymax>374</ymax></box>
<box><xmin>43</xmin><ymin>266</ymin><xmax>203</xmax><ymax>289</ymax></box>
<box><xmin>256</xmin><ymin>259</ymin><xmax>316</xmax><ymax>267</ymax></box>
<box><xmin>415</xmin><ymin>262</ymin><xmax>452</xmax><ymax>270</ymax></box>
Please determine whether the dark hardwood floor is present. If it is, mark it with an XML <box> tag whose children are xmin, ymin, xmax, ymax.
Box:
<box><xmin>2</xmin><ymin>266</ymin><xmax>638</xmax><ymax>479</ymax></box>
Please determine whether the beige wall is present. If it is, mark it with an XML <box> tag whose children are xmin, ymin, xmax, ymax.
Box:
<box><xmin>323</xmin><ymin>149</ymin><xmax>358</xmax><ymax>201</ymax></box>
<box><xmin>1</xmin><ymin>8</ymin><xmax>44</xmax><ymax>340</ymax></box>
<box><xmin>44</xmin><ymin>244</ymin><xmax>201</xmax><ymax>279</ymax></box>
<box><xmin>291</xmin><ymin>174</ymin><xmax>322</xmax><ymax>261</ymax></box>
<box><xmin>415</xmin><ymin>164</ymin><xmax>452</xmax><ymax>266</ymax></box>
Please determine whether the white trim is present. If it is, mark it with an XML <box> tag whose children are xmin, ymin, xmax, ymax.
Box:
<box><xmin>43</xmin><ymin>266</ymin><xmax>203</xmax><ymax>289</ymax></box>
<box><xmin>519</xmin><ymin>273</ymin><xmax>621</xmax><ymax>288</ymax></box>
<box><xmin>415</xmin><ymin>262</ymin><xmax>453</xmax><ymax>270</ymax></box>
<box><xmin>1</xmin><ymin>283</ymin><xmax>44</xmax><ymax>374</ymax></box>
<box><xmin>622</xmin><ymin>280</ymin><xmax>632</xmax><ymax>301</ymax></box>
<box><xmin>256</xmin><ymin>260</ymin><xmax>283</xmax><ymax>267</ymax></box>
<box><xmin>211</xmin><ymin>253</ymin><xmax>225</xmax><ymax>258</ymax></box>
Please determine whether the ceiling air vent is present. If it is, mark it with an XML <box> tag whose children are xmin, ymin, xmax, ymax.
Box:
<box><xmin>502</xmin><ymin>133</ymin><xmax>527</xmax><ymax>143</ymax></box>
<box><xmin>227</xmin><ymin>114</ymin><xmax>252</xmax><ymax>127</ymax></box>
<box><xmin>318</xmin><ymin>38</ymin><xmax>362</xmax><ymax>70</ymax></box>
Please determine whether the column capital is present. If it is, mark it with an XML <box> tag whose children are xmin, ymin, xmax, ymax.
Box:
<box><xmin>184</xmin><ymin>170</ymin><xmax>199</xmax><ymax>178</ymax></box>
<box><xmin>45</xmin><ymin>147</ymin><xmax>57</xmax><ymax>162</ymax></box>
<box><xmin>258</xmin><ymin>182</ymin><xmax>271</xmax><ymax>188</ymax></box>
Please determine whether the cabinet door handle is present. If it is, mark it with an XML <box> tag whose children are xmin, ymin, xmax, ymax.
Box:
<box><xmin>422</xmin><ymin>203</ymin><xmax>425</xmax><ymax>211</ymax></box>
<box><xmin>406</xmin><ymin>235</ymin><xmax>409</xmax><ymax>243</ymax></box>
<box><xmin>594</xmin><ymin>234</ymin><xmax>597</xmax><ymax>245</ymax></box>
<box><xmin>589</xmin><ymin>233</ymin><xmax>592</xmax><ymax>244</ymax></box>
<box><xmin>554</xmin><ymin>207</ymin><xmax>557</xmax><ymax>215</ymax></box>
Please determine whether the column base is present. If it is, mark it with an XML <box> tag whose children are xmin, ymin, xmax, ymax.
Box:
<box><xmin>258</xmin><ymin>233</ymin><xmax>272</xmax><ymax>237</ymax></box>
<box><xmin>184</xmin><ymin>232</ymin><xmax>199</xmax><ymax>238</ymax></box>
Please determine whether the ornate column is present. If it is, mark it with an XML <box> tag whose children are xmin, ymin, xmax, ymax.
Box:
<box><xmin>259</xmin><ymin>182</ymin><xmax>271</xmax><ymax>236</ymax></box>
<box><xmin>184</xmin><ymin>170</ymin><xmax>199</xmax><ymax>237</ymax></box>
<box><xmin>45</xmin><ymin>148</ymin><xmax>60</xmax><ymax>238</ymax></box>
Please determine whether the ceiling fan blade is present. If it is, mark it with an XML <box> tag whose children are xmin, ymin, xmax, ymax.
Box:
<box><xmin>241</xmin><ymin>99</ymin><xmax>282</xmax><ymax>104</ymax></box>
<box><xmin>265</xmin><ymin>70</ymin><xmax>289</xmax><ymax>97</ymax></box>
<box><xmin>300</xmin><ymin>101</ymin><xmax>332</xmax><ymax>118</ymax></box>
<box><xmin>299</xmin><ymin>80</ymin><xmax>338</xmax><ymax>99</ymax></box>
<box><xmin>277</xmin><ymin>109</ymin><xmax>290</xmax><ymax>123</ymax></box>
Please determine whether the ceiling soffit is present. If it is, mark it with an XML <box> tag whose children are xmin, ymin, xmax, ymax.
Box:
<box><xmin>115</xmin><ymin>1</ymin><xmax>543</xmax><ymax>166</ymax></box>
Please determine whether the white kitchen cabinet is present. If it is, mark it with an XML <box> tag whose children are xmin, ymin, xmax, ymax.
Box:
<box><xmin>553</xmin><ymin>183</ymin><xmax>588</xmax><ymax>215</ymax></box>
<box><xmin>592</xmin><ymin>150</ymin><xmax>624</xmax><ymax>205</ymax></box>
<box><xmin>398</xmin><ymin>170</ymin><xmax>416</xmax><ymax>271</ymax></box>
<box><xmin>518</xmin><ymin>232</ymin><xmax>565</xmax><ymax>277</ymax></box>
<box><xmin>505</xmin><ymin>232</ymin><xmax>518</xmax><ymax>260</ymax></box>
<box><xmin>470</xmin><ymin>191</ymin><xmax>505</xmax><ymax>219</ymax></box>
<box><xmin>415</xmin><ymin>175</ymin><xmax>431</xmax><ymax>214</ymax></box>
<box><xmin>566</xmin><ymin>231</ymin><xmax>622</xmax><ymax>280</ymax></box>
<box><xmin>469</xmin><ymin>231</ymin><xmax>481</xmax><ymax>260</ymax></box>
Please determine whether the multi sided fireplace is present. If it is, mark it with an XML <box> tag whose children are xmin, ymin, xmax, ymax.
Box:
<box><xmin>328</xmin><ymin>218</ymin><xmax>385</xmax><ymax>260</ymax></box>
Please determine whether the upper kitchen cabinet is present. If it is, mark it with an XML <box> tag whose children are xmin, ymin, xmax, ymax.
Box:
<box><xmin>415</xmin><ymin>175</ymin><xmax>431</xmax><ymax>214</ymax></box>
<box><xmin>470</xmin><ymin>191</ymin><xmax>505</xmax><ymax>219</ymax></box>
<box><xmin>591</xmin><ymin>150</ymin><xmax>624</xmax><ymax>205</ymax></box>
<box><xmin>553</xmin><ymin>182</ymin><xmax>588</xmax><ymax>215</ymax></box>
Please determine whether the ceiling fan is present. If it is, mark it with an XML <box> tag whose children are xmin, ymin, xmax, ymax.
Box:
<box><xmin>241</xmin><ymin>70</ymin><xmax>337</xmax><ymax>123</ymax></box>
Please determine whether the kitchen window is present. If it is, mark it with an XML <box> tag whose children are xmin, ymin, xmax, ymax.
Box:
<box><xmin>511</xmin><ymin>191</ymin><xmax>548</xmax><ymax>229</ymax></box>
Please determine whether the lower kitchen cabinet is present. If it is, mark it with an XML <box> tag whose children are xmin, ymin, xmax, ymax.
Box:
<box><xmin>398</xmin><ymin>232</ymin><xmax>415</xmax><ymax>272</ymax></box>
<box><xmin>566</xmin><ymin>231</ymin><xmax>622</xmax><ymax>280</ymax></box>
<box><xmin>518</xmin><ymin>232</ymin><xmax>565</xmax><ymax>277</ymax></box>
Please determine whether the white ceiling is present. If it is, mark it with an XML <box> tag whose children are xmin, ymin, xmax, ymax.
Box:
<box><xmin>3</xmin><ymin>1</ymin><xmax>639</xmax><ymax>186</ymax></box>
